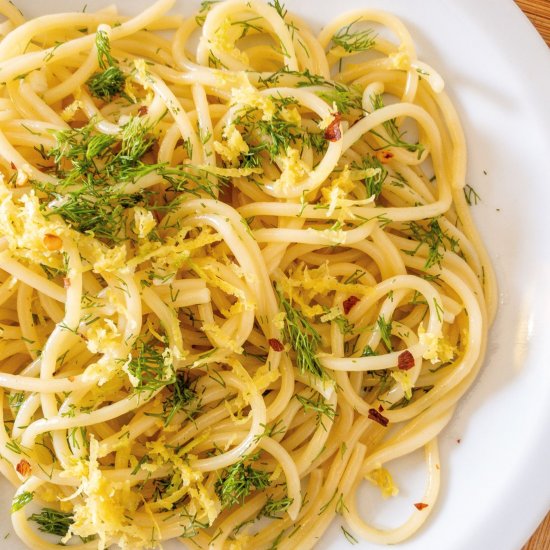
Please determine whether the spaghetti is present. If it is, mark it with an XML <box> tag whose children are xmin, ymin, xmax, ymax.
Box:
<box><xmin>0</xmin><ymin>0</ymin><xmax>496</xmax><ymax>548</ymax></box>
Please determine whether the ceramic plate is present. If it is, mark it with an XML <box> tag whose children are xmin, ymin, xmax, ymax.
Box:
<box><xmin>1</xmin><ymin>1</ymin><xmax>549</xmax><ymax>549</ymax></box>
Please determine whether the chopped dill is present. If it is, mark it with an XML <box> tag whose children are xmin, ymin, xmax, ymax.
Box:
<box><xmin>260</xmin><ymin>496</ymin><xmax>293</xmax><ymax>518</ymax></box>
<box><xmin>403</xmin><ymin>218</ymin><xmax>460</xmax><ymax>268</ymax></box>
<box><xmin>351</xmin><ymin>156</ymin><xmax>388</xmax><ymax>199</ymax></box>
<box><xmin>215</xmin><ymin>455</ymin><xmax>270</xmax><ymax>508</ymax></box>
<box><xmin>87</xmin><ymin>65</ymin><xmax>125</xmax><ymax>101</ymax></box>
<box><xmin>86</xmin><ymin>29</ymin><xmax>125</xmax><ymax>101</ymax></box>
<box><xmin>224</xmin><ymin>95</ymin><xmax>326</xmax><ymax>169</ymax></box>
<box><xmin>11</xmin><ymin>491</ymin><xmax>33</xmax><ymax>512</ymax></box>
<box><xmin>376</xmin><ymin>315</ymin><xmax>393</xmax><ymax>351</ymax></box>
<box><xmin>153</xmin><ymin>373</ymin><xmax>200</xmax><ymax>426</ymax></box>
<box><xmin>268</xmin><ymin>0</ymin><xmax>287</xmax><ymax>19</ymax></box>
<box><xmin>126</xmin><ymin>340</ymin><xmax>176</xmax><ymax>396</ymax></box>
<box><xmin>33</xmin><ymin>117</ymin><xmax>220</xmax><ymax>244</ymax></box>
<box><xmin>370</xmin><ymin>93</ymin><xmax>425</xmax><ymax>156</ymax></box>
<box><xmin>332</xmin><ymin>19</ymin><xmax>377</xmax><ymax>53</ymax></box>
<box><xmin>463</xmin><ymin>183</ymin><xmax>481</xmax><ymax>206</ymax></box>
<box><xmin>277</xmin><ymin>289</ymin><xmax>327</xmax><ymax>380</ymax></box>
<box><xmin>28</xmin><ymin>508</ymin><xmax>73</xmax><ymax>537</ymax></box>
<box><xmin>341</xmin><ymin>525</ymin><xmax>359</xmax><ymax>544</ymax></box>
<box><xmin>195</xmin><ymin>0</ymin><xmax>220</xmax><ymax>26</ymax></box>
<box><xmin>296</xmin><ymin>393</ymin><xmax>337</xmax><ymax>429</ymax></box>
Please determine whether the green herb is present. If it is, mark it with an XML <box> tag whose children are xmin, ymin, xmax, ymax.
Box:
<box><xmin>231</xmin><ymin>95</ymin><xmax>326</xmax><ymax>169</ymax></box>
<box><xmin>11</xmin><ymin>491</ymin><xmax>33</xmax><ymax>513</ymax></box>
<box><xmin>277</xmin><ymin>289</ymin><xmax>327</xmax><ymax>380</ymax></box>
<box><xmin>195</xmin><ymin>1</ymin><xmax>220</xmax><ymax>26</ymax></box>
<box><xmin>257</xmin><ymin>68</ymin><xmax>363</xmax><ymax>115</ymax></box>
<box><xmin>341</xmin><ymin>525</ymin><xmax>358</xmax><ymax>544</ymax></box>
<box><xmin>361</xmin><ymin>345</ymin><xmax>377</xmax><ymax>357</ymax></box>
<box><xmin>8</xmin><ymin>392</ymin><xmax>26</xmax><ymax>412</ymax></box>
<box><xmin>86</xmin><ymin>29</ymin><xmax>125</xmax><ymax>100</ymax></box>
<box><xmin>257</xmin><ymin>67</ymin><xmax>327</xmax><ymax>88</ymax></box>
<box><xmin>352</xmin><ymin>156</ymin><xmax>388</xmax><ymax>199</ymax></box>
<box><xmin>87</xmin><ymin>66</ymin><xmax>125</xmax><ymax>102</ymax></box>
<box><xmin>268</xmin><ymin>0</ymin><xmax>287</xmax><ymax>19</ymax></box>
<box><xmin>43</xmin><ymin>41</ymin><xmax>64</xmax><ymax>62</ymax></box>
<box><xmin>231</xmin><ymin>16</ymin><xmax>264</xmax><ymax>38</ymax></box>
<box><xmin>215</xmin><ymin>455</ymin><xmax>270</xmax><ymax>508</ymax></box>
<box><xmin>463</xmin><ymin>183</ymin><xmax>480</xmax><ymax>206</ymax></box>
<box><xmin>34</xmin><ymin>117</ymin><xmax>219</xmax><ymax>244</ymax></box>
<box><xmin>28</xmin><ymin>508</ymin><xmax>74</xmax><ymax>537</ymax></box>
<box><xmin>403</xmin><ymin>218</ymin><xmax>460</xmax><ymax>269</ymax></box>
<box><xmin>268</xmin><ymin>530</ymin><xmax>285</xmax><ymax>550</ymax></box>
<box><xmin>370</xmin><ymin>93</ymin><xmax>425</xmax><ymax>156</ymax></box>
<box><xmin>260</xmin><ymin>496</ymin><xmax>293</xmax><ymax>518</ymax></box>
<box><xmin>159</xmin><ymin>373</ymin><xmax>200</xmax><ymax>426</ymax></box>
<box><xmin>317</xmin><ymin>85</ymin><xmax>363</xmax><ymax>115</ymax></box>
<box><xmin>343</xmin><ymin>269</ymin><xmax>365</xmax><ymax>285</ymax></box>
<box><xmin>332</xmin><ymin>19</ymin><xmax>376</xmax><ymax>53</ymax></box>
<box><xmin>433</xmin><ymin>297</ymin><xmax>444</xmax><ymax>323</ymax></box>
<box><xmin>296</xmin><ymin>393</ymin><xmax>337</xmax><ymax>429</ymax></box>
<box><xmin>178</xmin><ymin>507</ymin><xmax>210</xmax><ymax>537</ymax></box>
<box><xmin>126</xmin><ymin>340</ymin><xmax>175</xmax><ymax>396</ymax></box>
<box><xmin>332</xmin><ymin>314</ymin><xmax>354</xmax><ymax>335</ymax></box>
<box><xmin>6</xmin><ymin>440</ymin><xmax>26</xmax><ymax>455</ymax></box>
<box><xmin>254</xmin><ymin>419</ymin><xmax>286</xmax><ymax>442</ymax></box>
<box><xmin>335</xmin><ymin>493</ymin><xmax>348</xmax><ymax>514</ymax></box>
<box><xmin>376</xmin><ymin>315</ymin><xmax>393</xmax><ymax>351</ymax></box>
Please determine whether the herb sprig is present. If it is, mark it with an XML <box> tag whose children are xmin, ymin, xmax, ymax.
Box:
<box><xmin>296</xmin><ymin>393</ymin><xmax>337</xmax><ymax>429</ymax></box>
<box><xmin>86</xmin><ymin>29</ymin><xmax>125</xmax><ymax>101</ymax></box>
<box><xmin>332</xmin><ymin>19</ymin><xmax>377</xmax><ymax>53</ymax></box>
<box><xmin>277</xmin><ymin>289</ymin><xmax>327</xmax><ymax>380</ymax></box>
<box><xmin>28</xmin><ymin>508</ymin><xmax>74</xmax><ymax>537</ymax></box>
<box><xmin>126</xmin><ymin>340</ymin><xmax>176</xmax><ymax>396</ymax></box>
<box><xmin>215</xmin><ymin>455</ymin><xmax>270</xmax><ymax>508</ymax></box>
<box><xmin>370</xmin><ymin>93</ymin><xmax>425</xmax><ymax>156</ymax></box>
<box><xmin>403</xmin><ymin>218</ymin><xmax>460</xmax><ymax>268</ymax></box>
<box><xmin>35</xmin><ymin>117</ymin><xmax>220</xmax><ymax>244</ymax></box>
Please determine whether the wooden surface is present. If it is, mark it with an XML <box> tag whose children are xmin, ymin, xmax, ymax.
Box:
<box><xmin>523</xmin><ymin>512</ymin><xmax>550</xmax><ymax>550</ymax></box>
<box><xmin>517</xmin><ymin>0</ymin><xmax>549</xmax><ymax>544</ymax></box>
<box><xmin>516</xmin><ymin>0</ymin><xmax>550</xmax><ymax>45</ymax></box>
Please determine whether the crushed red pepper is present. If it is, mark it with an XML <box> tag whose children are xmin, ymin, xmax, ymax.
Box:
<box><xmin>324</xmin><ymin>113</ymin><xmax>342</xmax><ymax>142</ymax></box>
<box><xmin>268</xmin><ymin>338</ymin><xmax>284</xmax><ymax>352</ymax></box>
<box><xmin>342</xmin><ymin>295</ymin><xmax>359</xmax><ymax>315</ymax></box>
<box><xmin>16</xmin><ymin>459</ymin><xmax>31</xmax><ymax>477</ymax></box>
<box><xmin>397</xmin><ymin>350</ymin><xmax>415</xmax><ymax>371</ymax></box>
<box><xmin>368</xmin><ymin>408</ymin><xmax>389</xmax><ymax>427</ymax></box>
<box><xmin>376</xmin><ymin>150</ymin><xmax>394</xmax><ymax>163</ymax></box>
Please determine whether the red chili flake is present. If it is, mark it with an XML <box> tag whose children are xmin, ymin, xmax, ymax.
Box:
<box><xmin>342</xmin><ymin>295</ymin><xmax>359</xmax><ymax>315</ymax></box>
<box><xmin>16</xmin><ymin>459</ymin><xmax>31</xmax><ymax>477</ymax></box>
<box><xmin>368</xmin><ymin>408</ymin><xmax>389</xmax><ymax>427</ymax></box>
<box><xmin>414</xmin><ymin>502</ymin><xmax>429</xmax><ymax>511</ymax></box>
<box><xmin>268</xmin><ymin>338</ymin><xmax>284</xmax><ymax>352</ymax></box>
<box><xmin>63</xmin><ymin>277</ymin><xmax>71</xmax><ymax>289</ymax></box>
<box><xmin>324</xmin><ymin>113</ymin><xmax>342</xmax><ymax>142</ymax></box>
<box><xmin>376</xmin><ymin>150</ymin><xmax>394</xmax><ymax>163</ymax></box>
<box><xmin>378</xmin><ymin>404</ymin><xmax>384</xmax><ymax>413</ymax></box>
<box><xmin>138</xmin><ymin>105</ymin><xmax>148</xmax><ymax>116</ymax></box>
<box><xmin>10</xmin><ymin>161</ymin><xmax>16</xmax><ymax>170</ymax></box>
<box><xmin>397</xmin><ymin>350</ymin><xmax>415</xmax><ymax>371</ymax></box>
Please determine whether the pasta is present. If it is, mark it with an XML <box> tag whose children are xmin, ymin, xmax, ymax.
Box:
<box><xmin>0</xmin><ymin>0</ymin><xmax>497</xmax><ymax>548</ymax></box>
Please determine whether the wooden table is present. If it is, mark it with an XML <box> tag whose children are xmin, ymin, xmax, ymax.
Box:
<box><xmin>515</xmin><ymin>2</ymin><xmax>549</xmax><ymax>545</ymax></box>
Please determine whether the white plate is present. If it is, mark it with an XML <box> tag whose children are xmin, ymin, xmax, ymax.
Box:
<box><xmin>1</xmin><ymin>1</ymin><xmax>550</xmax><ymax>549</ymax></box>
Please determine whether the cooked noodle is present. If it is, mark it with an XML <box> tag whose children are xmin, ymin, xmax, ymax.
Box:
<box><xmin>0</xmin><ymin>0</ymin><xmax>496</xmax><ymax>548</ymax></box>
